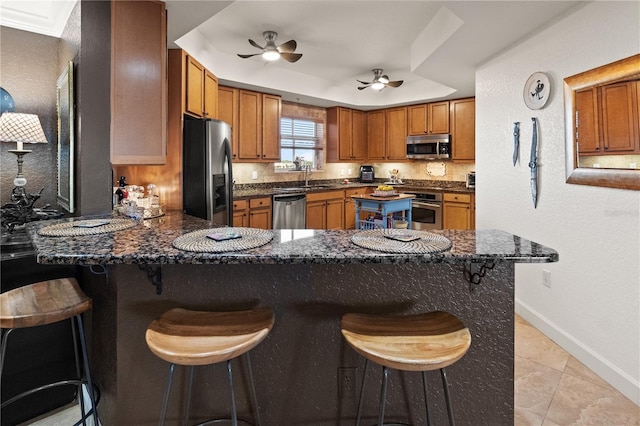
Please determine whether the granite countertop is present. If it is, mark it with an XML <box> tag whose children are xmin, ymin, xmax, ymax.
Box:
<box><xmin>27</xmin><ymin>211</ymin><xmax>557</xmax><ymax>266</ymax></box>
<box><xmin>234</xmin><ymin>180</ymin><xmax>474</xmax><ymax>199</ymax></box>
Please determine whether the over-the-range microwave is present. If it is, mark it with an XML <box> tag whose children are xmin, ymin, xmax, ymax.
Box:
<box><xmin>406</xmin><ymin>134</ymin><xmax>451</xmax><ymax>160</ymax></box>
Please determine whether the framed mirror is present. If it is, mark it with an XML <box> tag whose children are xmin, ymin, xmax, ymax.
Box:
<box><xmin>57</xmin><ymin>61</ymin><xmax>74</xmax><ymax>212</ymax></box>
<box><xmin>563</xmin><ymin>54</ymin><xmax>640</xmax><ymax>190</ymax></box>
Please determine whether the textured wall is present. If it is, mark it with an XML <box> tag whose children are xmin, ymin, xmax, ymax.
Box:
<box><xmin>0</xmin><ymin>27</ymin><xmax>59</xmax><ymax>209</ymax></box>
<box><xmin>476</xmin><ymin>1</ymin><xmax>639</xmax><ymax>403</ymax></box>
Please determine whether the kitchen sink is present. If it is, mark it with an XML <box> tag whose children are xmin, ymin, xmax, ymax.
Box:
<box><xmin>274</xmin><ymin>185</ymin><xmax>333</xmax><ymax>193</ymax></box>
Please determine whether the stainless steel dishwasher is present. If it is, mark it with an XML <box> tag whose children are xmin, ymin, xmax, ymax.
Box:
<box><xmin>273</xmin><ymin>193</ymin><xmax>306</xmax><ymax>229</ymax></box>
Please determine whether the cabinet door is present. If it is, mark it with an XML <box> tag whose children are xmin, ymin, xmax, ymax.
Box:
<box><xmin>408</xmin><ymin>104</ymin><xmax>427</xmax><ymax>135</ymax></box>
<box><xmin>203</xmin><ymin>69</ymin><xmax>218</xmax><ymax>119</ymax></box>
<box><xmin>575</xmin><ymin>88</ymin><xmax>600</xmax><ymax>153</ymax></box>
<box><xmin>233</xmin><ymin>210</ymin><xmax>248</xmax><ymax>227</ymax></box>
<box><xmin>111</xmin><ymin>0</ymin><xmax>167</xmax><ymax>165</ymax></box>
<box><xmin>450</xmin><ymin>98</ymin><xmax>475</xmax><ymax>161</ymax></box>
<box><xmin>428</xmin><ymin>101</ymin><xmax>450</xmax><ymax>134</ymax></box>
<box><xmin>261</xmin><ymin>94</ymin><xmax>281</xmax><ymax>161</ymax></box>
<box><xmin>238</xmin><ymin>90</ymin><xmax>262</xmax><ymax>160</ymax></box>
<box><xmin>249</xmin><ymin>208</ymin><xmax>271</xmax><ymax>229</ymax></box>
<box><xmin>386</xmin><ymin>107</ymin><xmax>407</xmax><ymax>160</ymax></box>
<box><xmin>306</xmin><ymin>201</ymin><xmax>326</xmax><ymax>229</ymax></box>
<box><xmin>601</xmin><ymin>81</ymin><xmax>637</xmax><ymax>152</ymax></box>
<box><xmin>367</xmin><ymin>110</ymin><xmax>386</xmax><ymax>160</ymax></box>
<box><xmin>185</xmin><ymin>55</ymin><xmax>204</xmax><ymax>117</ymax></box>
<box><xmin>218</xmin><ymin>86</ymin><xmax>239</xmax><ymax>159</ymax></box>
<box><xmin>352</xmin><ymin>110</ymin><xmax>368</xmax><ymax>161</ymax></box>
<box><xmin>443</xmin><ymin>202</ymin><xmax>471</xmax><ymax>229</ymax></box>
<box><xmin>338</xmin><ymin>107</ymin><xmax>353</xmax><ymax>160</ymax></box>
<box><xmin>326</xmin><ymin>199</ymin><xmax>345</xmax><ymax>229</ymax></box>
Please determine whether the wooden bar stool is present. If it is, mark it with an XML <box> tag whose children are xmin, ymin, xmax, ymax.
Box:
<box><xmin>0</xmin><ymin>277</ymin><xmax>99</xmax><ymax>426</ymax></box>
<box><xmin>341</xmin><ymin>311</ymin><xmax>471</xmax><ymax>426</ymax></box>
<box><xmin>145</xmin><ymin>307</ymin><xmax>275</xmax><ymax>426</ymax></box>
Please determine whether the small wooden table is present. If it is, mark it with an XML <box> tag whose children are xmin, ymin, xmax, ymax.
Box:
<box><xmin>351</xmin><ymin>193</ymin><xmax>415</xmax><ymax>229</ymax></box>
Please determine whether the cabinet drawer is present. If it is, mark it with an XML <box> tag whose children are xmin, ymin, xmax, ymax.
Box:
<box><xmin>249</xmin><ymin>197</ymin><xmax>271</xmax><ymax>209</ymax></box>
<box><xmin>443</xmin><ymin>193</ymin><xmax>471</xmax><ymax>203</ymax></box>
<box><xmin>307</xmin><ymin>190</ymin><xmax>345</xmax><ymax>203</ymax></box>
<box><xmin>345</xmin><ymin>187</ymin><xmax>369</xmax><ymax>197</ymax></box>
<box><xmin>233</xmin><ymin>199</ymin><xmax>248</xmax><ymax>211</ymax></box>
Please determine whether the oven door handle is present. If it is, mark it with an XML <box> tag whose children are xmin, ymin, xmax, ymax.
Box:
<box><xmin>413</xmin><ymin>201</ymin><xmax>442</xmax><ymax>209</ymax></box>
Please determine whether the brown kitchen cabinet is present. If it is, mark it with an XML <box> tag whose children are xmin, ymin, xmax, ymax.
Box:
<box><xmin>306</xmin><ymin>190</ymin><xmax>345</xmax><ymax>230</ymax></box>
<box><xmin>185</xmin><ymin>55</ymin><xmax>218</xmax><ymax>119</ymax></box>
<box><xmin>326</xmin><ymin>107</ymin><xmax>367</xmax><ymax>162</ymax></box>
<box><xmin>450</xmin><ymin>98</ymin><xmax>475</xmax><ymax>161</ymax></box>
<box><xmin>218</xmin><ymin>86</ymin><xmax>239</xmax><ymax>159</ymax></box>
<box><xmin>386</xmin><ymin>107</ymin><xmax>408</xmax><ymax>160</ymax></box>
<box><xmin>344</xmin><ymin>187</ymin><xmax>371</xmax><ymax>229</ymax></box>
<box><xmin>443</xmin><ymin>192</ymin><xmax>474</xmax><ymax>230</ymax></box>
<box><xmin>237</xmin><ymin>90</ymin><xmax>281</xmax><ymax>162</ymax></box>
<box><xmin>576</xmin><ymin>81</ymin><xmax>639</xmax><ymax>155</ymax></box>
<box><xmin>110</xmin><ymin>0</ymin><xmax>167</xmax><ymax>165</ymax></box>
<box><xmin>232</xmin><ymin>199</ymin><xmax>248</xmax><ymax>227</ymax></box>
<box><xmin>248</xmin><ymin>196</ymin><xmax>272</xmax><ymax>229</ymax></box>
<box><xmin>407</xmin><ymin>101</ymin><xmax>450</xmax><ymax>135</ymax></box>
<box><xmin>366</xmin><ymin>109</ymin><xmax>386</xmax><ymax>160</ymax></box>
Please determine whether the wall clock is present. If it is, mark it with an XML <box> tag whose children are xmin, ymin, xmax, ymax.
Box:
<box><xmin>1</xmin><ymin>87</ymin><xmax>15</xmax><ymax>113</ymax></box>
<box><xmin>523</xmin><ymin>72</ymin><xmax>550</xmax><ymax>110</ymax></box>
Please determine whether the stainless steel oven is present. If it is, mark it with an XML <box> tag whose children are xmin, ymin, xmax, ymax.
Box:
<box><xmin>405</xmin><ymin>191</ymin><xmax>443</xmax><ymax>230</ymax></box>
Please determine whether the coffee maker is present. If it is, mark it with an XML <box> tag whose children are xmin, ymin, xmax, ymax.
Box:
<box><xmin>359</xmin><ymin>165</ymin><xmax>375</xmax><ymax>183</ymax></box>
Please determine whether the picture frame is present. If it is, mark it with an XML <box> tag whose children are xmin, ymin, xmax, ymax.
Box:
<box><xmin>56</xmin><ymin>61</ymin><xmax>74</xmax><ymax>213</ymax></box>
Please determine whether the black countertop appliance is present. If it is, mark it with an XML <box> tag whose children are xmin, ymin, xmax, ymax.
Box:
<box><xmin>359</xmin><ymin>165</ymin><xmax>374</xmax><ymax>183</ymax></box>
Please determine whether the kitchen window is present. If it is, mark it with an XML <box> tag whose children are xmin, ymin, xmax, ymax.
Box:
<box><xmin>275</xmin><ymin>117</ymin><xmax>324</xmax><ymax>171</ymax></box>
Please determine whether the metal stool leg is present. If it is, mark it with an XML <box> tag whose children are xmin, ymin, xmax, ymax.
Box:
<box><xmin>440</xmin><ymin>368</ymin><xmax>455</xmax><ymax>426</ymax></box>
<box><xmin>76</xmin><ymin>315</ymin><xmax>99</xmax><ymax>426</ymax></box>
<box><xmin>71</xmin><ymin>317</ymin><xmax>87</xmax><ymax>426</ymax></box>
<box><xmin>355</xmin><ymin>358</ymin><xmax>369</xmax><ymax>426</ymax></box>
<box><xmin>160</xmin><ymin>363</ymin><xmax>176</xmax><ymax>426</ymax></box>
<box><xmin>184</xmin><ymin>366</ymin><xmax>195</xmax><ymax>426</ymax></box>
<box><xmin>377</xmin><ymin>366</ymin><xmax>389</xmax><ymax>426</ymax></box>
<box><xmin>422</xmin><ymin>371</ymin><xmax>432</xmax><ymax>426</ymax></box>
<box><xmin>245</xmin><ymin>352</ymin><xmax>262</xmax><ymax>426</ymax></box>
<box><xmin>0</xmin><ymin>329</ymin><xmax>14</xmax><ymax>382</ymax></box>
<box><xmin>227</xmin><ymin>359</ymin><xmax>238</xmax><ymax>426</ymax></box>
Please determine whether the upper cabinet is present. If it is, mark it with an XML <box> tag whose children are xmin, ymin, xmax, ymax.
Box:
<box><xmin>450</xmin><ymin>98</ymin><xmax>475</xmax><ymax>161</ymax></box>
<box><xmin>326</xmin><ymin>107</ymin><xmax>367</xmax><ymax>162</ymax></box>
<box><xmin>185</xmin><ymin>55</ymin><xmax>218</xmax><ymax>119</ymax></box>
<box><xmin>237</xmin><ymin>89</ymin><xmax>281</xmax><ymax>162</ymax></box>
<box><xmin>218</xmin><ymin>86</ymin><xmax>239</xmax><ymax>159</ymax></box>
<box><xmin>407</xmin><ymin>101</ymin><xmax>450</xmax><ymax>135</ymax></box>
<box><xmin>386</xmin><ymin>107</ymin><xmax>408</xmax><ymax>161</ymax></box>
<box><xmin>577</xmin><ymin>80</ymin><xmax>639</xmax><ymax>155</ymax></box>
<box><xmin>111</xmin><ymin>0</ymin><xmax>167</xmax><ymax>165</ymax></box>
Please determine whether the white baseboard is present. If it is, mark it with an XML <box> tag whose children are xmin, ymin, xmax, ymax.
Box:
<box><xmin>515</xmin><ymin>298</ymin><xmax>640</xmax><ymax>406</ymax></box>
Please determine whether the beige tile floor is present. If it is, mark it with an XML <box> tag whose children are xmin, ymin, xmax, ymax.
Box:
<box><xmin>20</xmin><ymin>314</ymin><xmax>640</xmax><ymax>425</ymax></box>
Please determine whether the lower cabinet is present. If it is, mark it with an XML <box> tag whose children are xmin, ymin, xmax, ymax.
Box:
<box><xmin>306</xmin><ymin>190</ymin><xmax>345</xmax><ymax>229</ymax></box>
<box><xmin>344</xmin><ymin>187</ymin><xmax>371</xmax><ymax>229</ymax></box>
<box><xmin>233</xmin><ymin>197</ymin><xmax>272</xmax><ymax>229</ymax></box>
<box><xmin>443</xmin><ymin>192</ymin><xmax>475</xmax><ymax>230</ymax></box>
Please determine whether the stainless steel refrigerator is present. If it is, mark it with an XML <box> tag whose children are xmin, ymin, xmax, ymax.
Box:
<box><xmin>183</xmin><ymin>118</ymin><xmax>233</xmax><ymax>225</ymax></box>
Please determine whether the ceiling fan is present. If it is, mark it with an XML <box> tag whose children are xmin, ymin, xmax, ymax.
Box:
<box><xmin>357</xmin><ymin>69</ymin><xmax>403</xmax><ymax>91</ymax></box>
<box><xmin>237</xmin><ymin>31</ymin><xmax>303</xmax><ymax>63</ymax></box>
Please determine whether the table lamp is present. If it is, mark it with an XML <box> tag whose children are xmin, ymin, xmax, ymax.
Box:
<box><xmin>0</xmin><ymin>112</ymin><xmax>48</xmax><ymax>190</ymax></box>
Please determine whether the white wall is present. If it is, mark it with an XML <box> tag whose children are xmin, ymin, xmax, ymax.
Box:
<box><xmin>476</xmin><ymin>1</ymin><xmax>640</xmax><ymax>405</ymax></box>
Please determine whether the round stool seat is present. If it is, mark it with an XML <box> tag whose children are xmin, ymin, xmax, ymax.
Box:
<box><xmin>341</xmin><ymin>311</ymin><xmax>471</xmax><ymax>371</ymax></box>
<box><xmin>146</xmin><ymin>307</ymin><xmax>274</xmax><ymax>366</ymax></box>
<box><xmin>0</xmin><ymin>278</ymin><xmax>92</xmax><ymax>329</ymax></box>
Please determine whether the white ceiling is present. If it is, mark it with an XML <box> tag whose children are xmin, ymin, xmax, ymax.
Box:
<box><xmin>1</xmin><ymin>0</ymin><xmax>584</xmax><ymax>109</ymax></box>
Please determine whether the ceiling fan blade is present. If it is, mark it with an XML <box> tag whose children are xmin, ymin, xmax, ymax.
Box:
<box><xmin>248</xmin><ymin>39</ymin><xmax>264</xmax><ymax>50</ymax></box>
<box><xmin>356</xmin><ymin>79</ymin><xmax>372</xmax><ymax>85</ymax></box>
<box><xmin>237</xmin><ymin>53</ymin><xmax>261</xmax><ymax>59</ymax></box>
<box><xmin>357</xmin><ymin>86</ymin><xmax>370</xmax><ymax>90</ymax></box>
<box><xmin>278</xmin><ymin>40</ymin><xmax>297</xmax><ymax>53</ymax></box>
<box><xmin>387</xmin><ymin>80</ymin><xmax>404</xmax><ymax>88</ymax></box>
<box><xmin>280</xmin><ymin>52</ymin><xmax>303</xmax><ymax>63</ymax></box>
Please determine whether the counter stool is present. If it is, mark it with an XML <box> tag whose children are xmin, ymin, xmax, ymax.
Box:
<box><xmin>341</xmin><ymin>311</ymin><xmax>471</xmax><ymax>426</ymax></box>
<box><xmin>0</xmin><ymin>277</ymin><xmax>99</xmax><ymax>426</ymax></box>
<box><xmin>145</xmin><ymin>307</ymin><xmax>275</xmax><ymax>426</ymax></box>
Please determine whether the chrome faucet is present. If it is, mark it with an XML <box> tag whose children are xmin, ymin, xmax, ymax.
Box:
<box><xmin>304</xmin><ymin>165</ymin><xmax>311</xmax><ymax>186</ymax></box>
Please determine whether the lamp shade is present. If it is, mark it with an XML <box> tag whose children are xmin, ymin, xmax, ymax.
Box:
<box><xmin>0</xmin><ymin>112</ymin><xmax>48</xmax><ymax>150</ymax></box>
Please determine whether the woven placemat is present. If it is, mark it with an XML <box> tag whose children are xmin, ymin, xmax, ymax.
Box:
<box><xmin>173</xmin><ymin>227</ymin><xmax>274</xmax><ymax>253</ymax></box>
<box><xmin>38</xmin><ymin>219</ymin><xmax>137</xmax><ymax>237</ymax></box>
<box><xmin>350</xmin><ymin>229</ymin><xmax>452</xmax><ymax>254</ymax></box>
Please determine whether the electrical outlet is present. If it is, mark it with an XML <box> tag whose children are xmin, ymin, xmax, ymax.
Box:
<box><xmin>348</xmin><ymin>168</ymin><xmax>352</xmax><ymax>175</ymax></box>
<box><xmin>543</xmin><ymin>269</ymin><xmax>551</xmax><ymax>288</ymax></box>
<box><xmin>630</xmin><ymin>163</ymin><xmax>637</xmax><ymax>169</ymax></box>
<box><xmin>252</xmin><ymin>171</ymin><xmax>258</xmax><ymax>180</ymax></box>
<box><xmin>338</xmin><ymin>367</ymin><xmax>357</xmax><ymax>405</ymax></box>
<box><xmin>340</xmin><ymin>169</ymin><xmax>344</xmax><ymax>176</ymax></box>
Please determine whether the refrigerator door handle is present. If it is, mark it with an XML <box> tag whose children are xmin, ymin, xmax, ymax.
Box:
<box><xmin>224</xmin><ymin>137</ymin><xmax>234</xmax><ymax>225</ymax></box>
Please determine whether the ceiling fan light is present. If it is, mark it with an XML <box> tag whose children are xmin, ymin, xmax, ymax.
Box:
<box><xmin>378</xmin><ymin>76</ymin><xmax>389</xmax><ymax>84</ymax></box>
<box><xmin>262</xmin><ymin>50</ymin><xmax>280</xmax><ymax>61</ymax></box>
<box><xmin>371</xmin><ymin>82</ymin><xmax>385</xmax><ymax>91</ymax></box>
